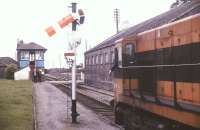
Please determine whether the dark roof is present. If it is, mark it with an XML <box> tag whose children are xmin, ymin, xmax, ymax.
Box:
<box><xmin>86</xmin><ymin>0</ymin><xmax>200</xmax><ymax>54</ymax></box>
<box><xmin>17</xmin><ymin>42</ymin><xmax>47</xmax><ymax>51</ymax></box>
<box><xmin>0</xmin><ymin>57</ymin><xmax>17</xmax><ymax>67</ymax></box>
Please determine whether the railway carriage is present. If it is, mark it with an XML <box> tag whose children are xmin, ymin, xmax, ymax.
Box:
<box><xmin>113</xmin><ymin>13</ymin><xmax>200</xmax><ymax>130</ymax></box>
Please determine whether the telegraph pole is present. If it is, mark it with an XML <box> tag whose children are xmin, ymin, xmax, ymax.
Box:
<box><xmin>114</xmin><ymin>8</ymin><xmax>120</xmax><ymax>33</ymax></box>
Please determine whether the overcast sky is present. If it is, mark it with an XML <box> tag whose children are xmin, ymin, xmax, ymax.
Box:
<box><xmin>0</xmin><ymin>0</ymin><xmax>175</xmax><ymax>68</ymax></box>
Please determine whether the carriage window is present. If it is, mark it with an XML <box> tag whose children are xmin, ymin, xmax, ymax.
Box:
<box><xmin>111</xmin><ymin>51</ymin><xmax>114</xmax><ymax>63</ymax></box>
<box><xmin>91</xmin><ymin>56</ymin><xmax>93</xmax><ymax>65</ymax></box>
<box><xmin>100</xmin><ymin>54</ymin><xmax>103</xmax><ymax>64</ymax></box>
<box><xmin>96</xmin><ymin>55</ymin><xmax>98</xmax><ymax>64</ymax></box>
<box><xmin>118</xmin><ymin>47</ymin><xmax>122</xmax><ymax>62</ymax></box>
<box><xmin>93</xmin><ymin>56</ymin><xmax>95</xmax><ymax>65</ymax></box>
<box><xmin>88</xmin><ymin>57</ymin><xmax>90</xmax><ymax>65</ymax></box>
<box><xmin>105</xmin><ymin>53</ymin><xmax>109</xmax><ymax>63</ymax></box>
<box><xmin>114</xmin><ymin>46</ymin><xmax>122</xmax><ymax>67</ymax></box>
<box><xmin>118</xmin><ymin>47</ymin><xmax>122</xmax><ymax>66</ymax></box>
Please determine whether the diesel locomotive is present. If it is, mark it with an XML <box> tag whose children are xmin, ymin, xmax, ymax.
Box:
<box><xmin>112</xmin><ymin>13</ymin><xmax>200</xmax><ymax>130</ymax></box>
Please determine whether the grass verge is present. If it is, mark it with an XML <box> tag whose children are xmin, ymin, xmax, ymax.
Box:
<box><xmin>0</xmin><ymin>80</ymin><xmax>33</xmax><ymax>130</ymax></box>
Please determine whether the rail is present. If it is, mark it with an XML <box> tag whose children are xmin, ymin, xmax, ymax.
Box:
<box><xmin>44</xmin><ymin>74</ymin><xmax>114</xmax><ymax>106</ymax></box>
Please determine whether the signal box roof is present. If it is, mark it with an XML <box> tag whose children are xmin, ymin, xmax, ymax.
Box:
<box><xmin>17</xmin><ymin>42</ymin><xmax>47</xmax><ymax>51</ymax></box>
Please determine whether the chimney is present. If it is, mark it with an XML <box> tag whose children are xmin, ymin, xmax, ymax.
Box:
<box><xmin>17</xmin><ymin>39</ymin><xmax>24</xmax><ymax>47</ymax></box>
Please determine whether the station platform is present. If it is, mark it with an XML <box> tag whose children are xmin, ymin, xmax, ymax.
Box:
<box><xmin>33</xmin><ymin>82</ymin><xmax>122</xmax><ymax>130</ymax></box>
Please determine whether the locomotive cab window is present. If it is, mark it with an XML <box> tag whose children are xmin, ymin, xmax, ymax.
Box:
<box><xmin>124</xmin><ymin>43</ymin><xmax>135</xmax><ymax>65</ymax></box>
<box><xmin>125</xmin><ymin>43</ymin><xmax>135</xmax><ymax>57</ymax></box>
<box><xmin>125</xmin><ymin>44</ymin><xmax>134</xmax><ymax>56</ymax></box>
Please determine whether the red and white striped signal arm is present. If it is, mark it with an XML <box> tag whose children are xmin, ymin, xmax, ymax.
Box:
<box><xmin>58</xmin><ymin>15</ymin><xmax>75</xmax><ymax>28</ymax></box>
<box><xmin>45</xmin><ymin>9</ymin><xmax>84</xmax><ymax>37</ymax></box>
<box><xmin>45</xmin><ymin>26</ymin><xmax>56</xmax><ymax>37</ymax></box>
<box><xmin>45</xmin><ymin>15</ymin><xmax>75</xmax><ymax>37</ymax></box>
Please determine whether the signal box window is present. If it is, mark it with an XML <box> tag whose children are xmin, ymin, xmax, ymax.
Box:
<box><xmin>30</xmin><ymin>53</ymin><xmax>35</xmax><ymax>61</ymax></box>
<box><xmin>20</xmin><ymin>51</ymin><xmax>29</xmax><ymax>60</ymax></box>
<box><xmin>36</xmin><ymin>51</ymin><xmax>44</xmax><ymax>60</ymax></box>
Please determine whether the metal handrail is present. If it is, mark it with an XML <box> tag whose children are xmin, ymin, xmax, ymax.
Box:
<box><xmin>120</xmin><ymin>62</ymin><xmax>200</xmax><ymax>69</ymax></box>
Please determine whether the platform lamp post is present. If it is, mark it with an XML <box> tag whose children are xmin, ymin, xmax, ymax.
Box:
<box><xmin>45</xmin><ymin>1</ymin><xmax>85</xmax><ymax>123</ymax></box>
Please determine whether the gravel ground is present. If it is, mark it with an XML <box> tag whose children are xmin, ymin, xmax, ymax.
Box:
<box><xmin>34</xmin><ymin>82</ymin><xmax>122</xmax><ymax>130</ymax></box>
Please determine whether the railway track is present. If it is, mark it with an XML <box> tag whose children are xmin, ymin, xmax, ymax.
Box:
<box><xmin>44</xmin><ymin>74</ymin><xmax>123</xmax><ymax>129</ymax></box>
<box><xmin>44</xmin><ymin>74</ymin><xmax>58</xmax><ymax>81</ymax></box>
<box><xmin>53</xmin><ymin>83</ymin><xmax>123</xmax><ymax>129</ymax></box>
<box><xmin>45</xmin><ymin>74</ymin><xmax>114</xmax><ymax>106</ymax></box>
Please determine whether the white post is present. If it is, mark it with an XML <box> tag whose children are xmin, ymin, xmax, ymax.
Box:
<box><xmin>71</xmin><ymin>40</ymin><xmax>79</xmax><ymax>123</ymax></box>
<box><xmin>70</xmin><ymin>0</ymin><xmax>83</xmax><ymax>123</ymax></box>
<box><xmin>72</xmin><ymin>44</ymin><xmax>76</xmax><ymax>100</ymax></box>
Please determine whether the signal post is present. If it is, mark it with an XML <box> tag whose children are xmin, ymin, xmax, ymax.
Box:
<box><xmin>46</xmin><ymin>1</ymin><xmax>84</xmax><ymax>124</ymax></box>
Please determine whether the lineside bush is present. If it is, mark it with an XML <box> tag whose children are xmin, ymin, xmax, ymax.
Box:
<box><xmin>4</xmin><ymin>64</ymin><xmax>18</xmax><ymax>79</ymax></box>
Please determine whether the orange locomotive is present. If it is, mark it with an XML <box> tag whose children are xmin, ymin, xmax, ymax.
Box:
<box><xmin>112</xmin><ymin>13</ymin><xmax>200</xmax><ymax>130</ymax></box>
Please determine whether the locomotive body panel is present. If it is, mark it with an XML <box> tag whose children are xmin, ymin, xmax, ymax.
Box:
<box><xmin>113</xmin><ymin>14</ymin><xmax>200</xmax><ymax>129</ymax></box>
